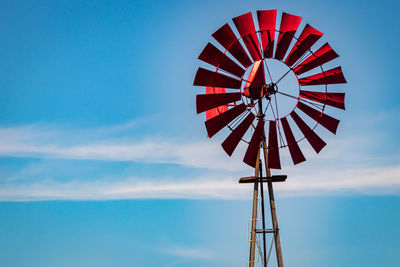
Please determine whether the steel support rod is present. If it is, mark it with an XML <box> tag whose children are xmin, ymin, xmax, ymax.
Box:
<box><xmin>262</xmin><ymin>137</ymin><xmax>284</xmax><ymax>267</ymax></box>
<box><xmin>258</xmin><ymin>158</ymin><xmax>267</xmax><ymax>267</ymax></box>
<box><xmin>248</xmin><ymin>149</ymin><xmax>260</xmax><ymax>267</ymax></box>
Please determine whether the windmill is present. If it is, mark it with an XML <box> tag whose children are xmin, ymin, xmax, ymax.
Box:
<box><xmin>193</xmin><ymin>10</ymin><xmax>346</xmax><ymax>267</ymax></box>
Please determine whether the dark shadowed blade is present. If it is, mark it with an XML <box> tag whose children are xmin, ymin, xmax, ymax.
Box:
<box><xmin>243</xmin><ymin>118</ymin><xmax>265</xmax><ymax>167</ymax></box>
<box><xmin>294</xmin><ymin>43</ymin><xmax>339</xmax><ymax>75</ymax></box>
<box><xmin>232</xmin><ymin>12</ymin><xmax>262</xmax><ymax>62</ymax></box>
<box><xmin>290</xmin><ymin>111</ymin><xmax>326</xmax><ymax>153</ymax></box>
<box><xmin>198</xmin><ymin>43</ymin><xmax>246</xmax><ymax>78</ymax></box>
<box><xmin>300</xmin><ymin>90</ymin><xmax>345</xmax><ymax>110</ymax></box>
<box><xmin>285</xmin><ymin>24</ymin><xmax>323</xmax><ymax>66</ymax></box>
<box><xmin>257</xmin><ymin>10</ymin><xmax>277</xmax><ymax>58</ymax></box>
<box><xmin>196</xmin><ymin>92</ymin><xmax>242</xmax><ymax>114</ymax></box>
<box><xmin>299</xmin><ymin>66</ymin><xmax>346</xmax><ymax>86</ymax></box>
<box><xmin>194</xmin><ymin>67</ymin><xmax>242</xmax><ymax>89</ymax></box>
<box><xmin>222</xmin><ymin>113</ymin><xmax>255</xmax><ymax>156</ymax></box>
<box><xmin>212</xmin><ymin>23</ymin><xmax>252</xmax><ymax>68</ymax></box>
<box><xmin>280</xmin><ymin>117</ymin><xmax>306</xmax><ymax>164</ymax></box>
<box><xmin>274</xmin><ymin>12</ymin><xmax>302</xmax><ymax>60</ymax></box>
<box><xmin>297</xmin><ymin>102</ymin><xmax>340</xmax><ymax>134</ymax></box>
<box><xmin>205</xmin><ymin>103</ymin><xmax>247</xmax><ymax>138</ymax></box>
<box><xmin>267</xmin><ymin>120</ymin><xmax>281</xmax><ymax>169</ymax></box>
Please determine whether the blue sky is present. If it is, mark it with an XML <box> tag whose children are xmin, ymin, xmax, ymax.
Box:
<box><xmin>0</xmin><ymin>0</ymin><xmax>399</xmax><ymax>266</ymax></box>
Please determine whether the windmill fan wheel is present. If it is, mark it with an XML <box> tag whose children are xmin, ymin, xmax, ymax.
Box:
<box><xmin>194</xmin><ymin>10</ymin><xmax>347</xmax><ymax>168</ymax></box>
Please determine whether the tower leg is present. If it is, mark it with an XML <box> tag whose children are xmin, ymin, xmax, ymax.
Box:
<box><xmin>267</xmin><ymin>180</ymin><xmax>284</xmax><ymax>267</ymax></box>
<box><xmin>262</xmin><ymin>139</ymin><xmax>284</xmax><ymax>267</ymax></box>
<box><xmin>258</xmin><ymin>159</ymin><xmax>268</xmax><ymax>267</ymax></box>
<box><xmin>248</xmin><ymin>150</ymin><xmax>260</xmax><ymax>267</ymax></box>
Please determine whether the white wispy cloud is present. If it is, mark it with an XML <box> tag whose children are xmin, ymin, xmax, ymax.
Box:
<box><xmin>279</xmin><ymin>165</ymin><xmax>400</xmax><ymax>196</ymax></box>
<box><xmin>162</xmin><ymin>246</ymin><xmax>215</xmax><ymax>260</ymax></box>
<box><xmin>0</xmin><ymin>164</ymin><xmax>399</xmax><ymax>201</ymax></box>
<box><xmin>0</xmin><ymin>122</ymin><xmax>395</xmax><ymax>171</ymax></box>
<box><xmin>161</xmin><ymin>245</ymin><xmax>216</xmax><ymax>266</ymax></box>
<box><xmin>0</xmin><ymin>176</ymin><xmax>246</xmax><ymax>201</ymax></box>
<box><xmin>0</xmin><ymin>123</ymin><xmax>248</xmax><ymax>171</ymax></box>
<box><xmin>0</xmin><ymin>122</ymin><xmax>399</xmax><ymax>201</ymax></box>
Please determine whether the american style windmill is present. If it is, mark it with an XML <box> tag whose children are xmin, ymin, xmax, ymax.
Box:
<box><xmin>193</xmin><ymin>10</ymin><xmax>346</xmax><ymax>267</ymax></box>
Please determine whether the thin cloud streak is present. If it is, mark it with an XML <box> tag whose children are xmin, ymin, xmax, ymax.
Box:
<box><xmin>1</xmin><ymin>165</ymin><xmax>400</xmax><ymax>201</ymax></box>
<box><xmin>162</xmin><ymin>246</ymin><xmax>215</xmax><ymax>260</ymax></box>
<box><xmin>0</xmin><ymin>176</ymin><xmax>246</xmax><ymax>201</ymax></box>
<box><xmin>162</xmin><ymin>245</ymin><xmax>216</xmax><ymax>267</ymax></box>
<box><xmin>0</xmin><ymin>123</ymin><xmax>399</xmax><ymax>201</ymax></box>
<box><xmin>0</xmin><ymin>123</ymin><xmax>392</xmax><ymax>171</ymax></box>
<box><xmin>0</xmin><ymin>124</ymin><xmax>248</xmax><ymax>171</ymax></box>
<box><xmin>279</xmin><ymin>165</ymin><xmax>400</xmax><ymax>196</ymax></box>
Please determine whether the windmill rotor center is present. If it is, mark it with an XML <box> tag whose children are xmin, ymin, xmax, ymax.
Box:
<box><xmin>243</xmin><ymin>83</ymin><xmax>277</xmax><ymax>100</ymax></box>
<box><xmin>240</xmin><ymin>58</ymin><xmax>301</xmax><ymax>119</ymax></box>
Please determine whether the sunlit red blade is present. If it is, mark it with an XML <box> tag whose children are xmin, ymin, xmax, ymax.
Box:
<box><xmin>198</xmin><ymin>43</ymin><xmax>246</xmax><ymax>78</ymax></box>
<box><xmin>297</xmin><ymin>102</ymin><xmax>340</xmax><ymax>134</ymax></box>
<box><xmin>205</xmin><ymin>103</ymin><xmax>247</xmax><ymax>138</ymax></box>
<box><xmin>197</xmin><ymin>92</ymin><xmax>242</xmax><ymax>114</ymax></box>
<box><xmin>300</xmin><ymin>90</ymin><xmax>345</xmax><ymax>110</ymax></box>
<box><xmin>294</xmin><ymin>43</ymin><xmax>339</xmax><ymax>75</ymax></box>
<box><xmin>267</xmin><ymin>120</ymin><xmax>281</xmax><ymax>169</ymax></box>
<box><xmin>206</xmin><ymin>106</ymin><xmax>227</xmax><ymax>122</ymax></box>
<box><xmin>299</xmin><ymin>66</ymin><xmax>346</xmax><ymax>86</ymax></box>
<box><xmin>206</xmin><ymin>87</ymin><xmax>226</xmax><ymax>94</ymax></box>
<box><xmin>232</xmin><ymin>12</ymin><xmax>262</xmax><ymax>62</ymax></box>
<box><xmin>205</xmin><ymin>87</ymin><xmax>227</xmax><ymax>121</ymax></box>
<box><xmin>257</xmin><ymin>10</ymin><xmax>277</xmax><ymax>58</ymax></box>
<box><xmin>244</xmin><ymin>60</ymin><xmax>265</xmax><ymax>88</ymax></box>
<box><xmin>285</xmin><ymin>24</ymin><xmax>323</xmax><ymax>66</ymax></box>
<box><xmin>212</xmin><ymin>24</ymin><xmax>252</xmax><ymax>68</ymax></box>
<box><xmin>280</xmin><ymin>117</ymin><xmax>306</xmax><ymax>164</ymax></box>
<box><xmin>290</xmin><ymin>111</ymin><xmax>326</xmax><ymax>153</ymax></box>
<box><xmin>274</xmin><ymin>12</ymin><xmax>302</xmax><ymax>60</ymax></box>
<box><xmin>194</xmin><ymin>68</ymin><xmax>242</xmax><ymax>89</ymax></box>
<box><xmin>222</xmin><ymin>113</ymin><xmax>255</xmax><ymax>156</ymax></box>
<box><xmin>243</xmin><ymin>118</ymin><xmax>265</xmax><ymax>167</ymax></box>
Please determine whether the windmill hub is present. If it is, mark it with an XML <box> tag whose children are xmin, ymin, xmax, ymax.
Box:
<box><xmin>265</xmin><ymin>83</ymin><xmax>277</xmax><ymax>97</ymax></box>
<box><xmin>242</xmin><ymin>83</ymin><xmax>276</xmax><ymax>100</ymax></box>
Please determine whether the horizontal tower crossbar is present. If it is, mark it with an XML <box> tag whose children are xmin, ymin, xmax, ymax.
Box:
<box><xmin>239</xmin><ymin>175</ymin><xmax>287</xmax><ymax>183</ymax></box>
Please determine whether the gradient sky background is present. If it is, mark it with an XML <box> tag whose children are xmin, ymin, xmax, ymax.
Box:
<box><xmin>0</xmin><ymin>0</ymin><xmax>399</xmax><ymax>266</ymax></box>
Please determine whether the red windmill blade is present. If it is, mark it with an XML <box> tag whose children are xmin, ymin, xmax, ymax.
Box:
<box><xmin>281</xmin><ymin>117</ymin><xmax>306</xmax><ymax>164</ymax></box>
<box><xmin>198</xmin><ymin>43</ymin><xmax>246</xmax><ymax>78</ymax></box>
<box><xmin>300</xmin><ymin>90</ymin><xmax>345</xmax><ymax>110</ymax></box>
<box><xmin>205</xmin><ymin>103</ymin><xmax>247</xmax><ymax>138</ymax></box>
<box><xmin>203</xmin><ymin>87</ymin><xmax>229</xmax><ymax>121</ymax></box>
<box><xmin>268</xmin><ymin>120</ymin><xmax>281</xmax><ymax>169</ymax></box>
<box><xmin>212</xmin><ymin>23</ymin><xmax>252</xmax><ymax>68</ymax></box>
<box><xmin>222</xmin><ymin>113</ymin><xmax>255</xmax><ymax>156</ymax></box>
<box><xmin>243</xmin><ymin>118</ymin><xmax>265</xmax><ymax>167</ymax></box>
<box><xmin>299</xmin><ymin>66</ymin><xmax>347</xmax><ymax>86</ymax></box>
<box><xmin>285</xmin><ymin>24</ymin><xmax>323</xmax><ymax>67</ymax></box>
<box><xmin>232</xmin><ymin>12</ymin><xmax>262</xmax><ymax>62</ymax></box>
<box><xmin>294</xmin><ymin>43</ymin><xmax>339</xmax><ymax>75</ymax></box>
<box><xmin>290</xmin><ymin>110</ymin><xmax>326</xmax><ymax>153</ymax></box>
<box><xmin>257</xmin><ymin>10</ymin><xmax>277</xmax><ymax>58</ymax></box>
<box><xmin>246</xmin><ymin>60</ymin><xmax>265</xmax><ymax>86</ymax></box>
<box><xmin>275</xmin><ymin>12</ymin><xmax>302</xmax><ymax>60</ymax></box>
<box><xmin>196</xmin><ymin>91</ymin><xmax>241</xmax><ymax>114</ymax></box>
<box><xmin>296</xmin><ymin>101</ymin><xmax>340</xmax><ymax>134</ymax></box>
